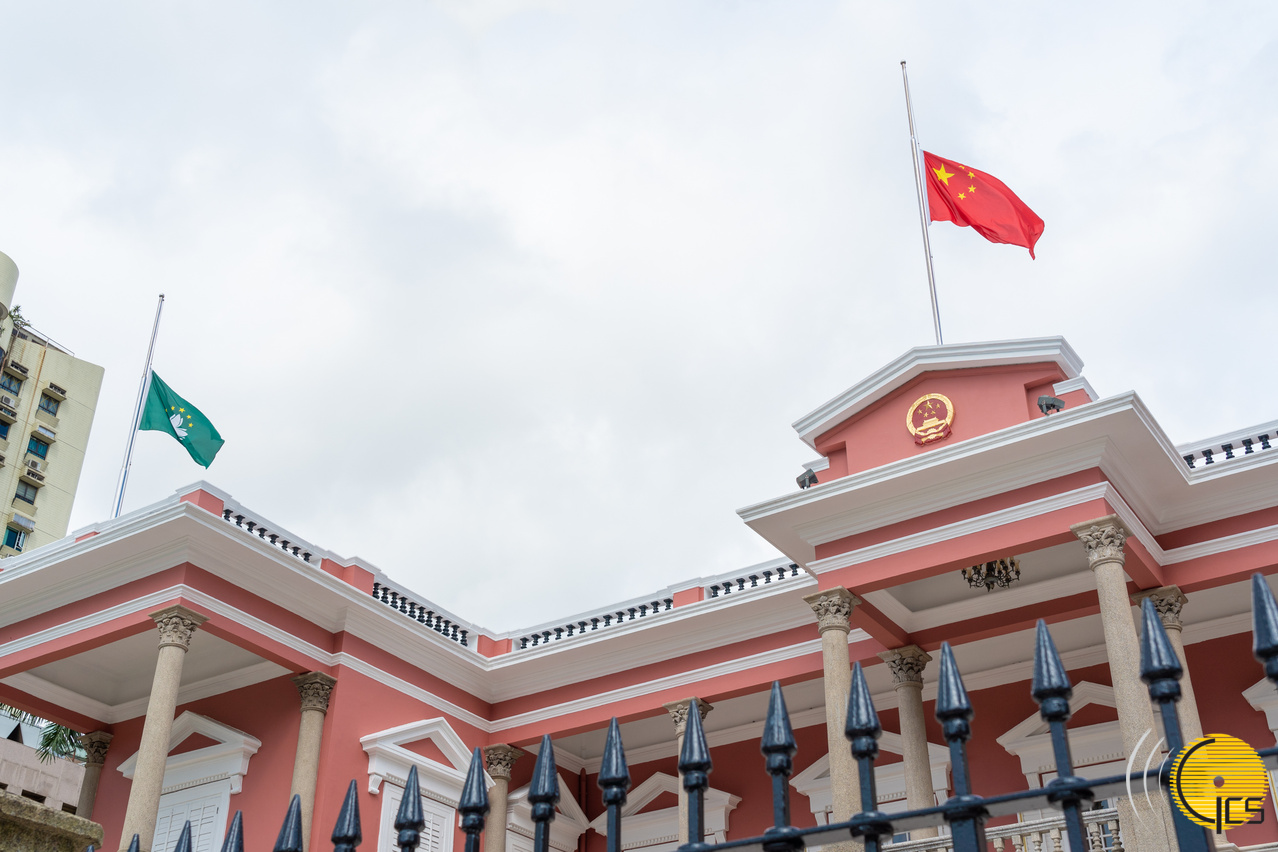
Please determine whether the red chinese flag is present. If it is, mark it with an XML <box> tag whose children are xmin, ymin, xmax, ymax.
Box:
<box><xmin>923</xmin><ymin>151</ymin><xmax>1044</xmax><ymax>258</ymax></box>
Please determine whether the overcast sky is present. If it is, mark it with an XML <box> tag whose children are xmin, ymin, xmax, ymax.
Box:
<box><xmin>1</xmin><ymin>2</ymin><xmax>1274</xmax><ymax>632</ymax></box>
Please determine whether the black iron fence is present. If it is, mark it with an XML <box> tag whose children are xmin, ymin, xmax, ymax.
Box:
<box><xmin>99</xmin><ymin>572</ymin><xmax>1278</xmax><ymax>852</ymax></box>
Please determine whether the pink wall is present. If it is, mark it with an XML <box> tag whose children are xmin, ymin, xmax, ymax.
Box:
<box><xmin>813</xmin><ymin>364</ymin><xmax>1070</xmax><ymax>480</ymax></box>
<box><xmin>94</xmin><ymin>675</ymin><xmax>304</xmax><ymax>852</ymax></box>
<box><xmin>311</xmin><ymin>664</ymin><xmax>489</xmax><ymax>852</ymax></box>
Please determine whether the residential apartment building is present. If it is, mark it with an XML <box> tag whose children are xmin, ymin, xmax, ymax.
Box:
<box><xmin>0</xmin><ymin>254</ymin><xmax>104</xmax><ymax>556</ymax></box>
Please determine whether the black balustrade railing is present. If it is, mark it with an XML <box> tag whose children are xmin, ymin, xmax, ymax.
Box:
<box><xmin>514</xmin><ymin>598</ymin><xmax>675</xmax><ymax>649</ymax></box>
<box><xmin>707</xmin><ymin>563</ymin><xmax>801</xmax><ymax>597</ymax></box>
<box><xmin>221</xmin><ymin>509</ymin><xmax>313</xmax><ymax>564</ymax></box>
<box><xmin>371</xmin><ymin>581</ymin><xmax>470</xmax><ymax>647</ymax></box>
<box><xmin>1183</xmin><ymin>430</ymin><xmax>1274</xmax><ymax>468</ymax></box>
<box><xmin>98</xmin><ymin>572</ymin><xmax>1278</xmax><ymax>852</ymax></box>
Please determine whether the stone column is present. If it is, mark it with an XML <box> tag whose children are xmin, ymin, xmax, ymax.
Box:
<box><xmin>484</xmin><ymin>745</ymin><xmax>523</xmax><ymax>852</ymax></box>
<box><xmin>878</xmin><ymin>646</ymin><xmax>937</xmax><ymax>840</ymax></box>
<box><xmin>290</xmin><ymin>672</ymin><xmax>337</xmax><ymax>851</ymax></box>
<box><xmin>803</xmin><ymin>587</ymin><xmax>861</xmax><ymax>852</ymax></box>
<box><xmin>664</xmin><ymin>697</ymin><xmax>713</xmax><ymax>844</ymax></box>
<box><xmin>1131</xmin><ymin>586</ymin><xmax>1202</xmax><ymax>741</ymax></box>
<box><xmin>75</xmin><ymin>732</ymin><xmax>113</xmax><ymax>820</ymax></box>
<box><xmin>118</xmin><ymin>606</ymin><xmax>206</xmax><ymax>852</ymax></box>
<box><xmin>1072</xmin><ymin>517</ymin><xmax>1169</xmax><ymax>852</ymax></box>
<box><xmin>1131</xmin><ymin>587</ymin><xmax>1231</xmax><ymax>850</ymax></box>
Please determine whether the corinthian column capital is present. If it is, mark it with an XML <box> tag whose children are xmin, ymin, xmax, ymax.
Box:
<box><xmin>80</xmin><ymin>731</ymin><xmax>113</xmax><ymax>767</ymax></box>
<box><xmin>151</xmin><ymin>605</ymin><xmax>207</xmax><ymax>651</ymax></box>
<box><xmin>1071</xmin><ymin>515</ymin><xmax>1129</xmax><ymax>567</ymax></box>
<box><xmin>878</xmin><ymin>645</ymin><xmax>932</xmax><ymax>688</ymax></box>
<box><xmin>484</xmin><ymin>744</ymin><xmax>524</xmax><ymax>780</ymax></box>
<box><xmin>1132</xmin><ymin>586</ymin><xmax>1189</xmax><ymax>632</ymax></box>
<box><xmin>292</xmin><ymin>672</ymin><xmax>338</xmax><ymax>714</ymax></box>
<box><xmin>664</xmin><ymin>697</ymin><xmax>713</xmax><ymax>736</ymax></box>
<box><xmin>803</xmin><ymin>587</ymin><xmax>858</xmax><ymax>635</ymax></box>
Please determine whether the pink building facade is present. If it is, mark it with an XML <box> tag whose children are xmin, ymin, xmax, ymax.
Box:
<box><xmin>2</xmin><ymin>337</ymin><xmax>1277</xmax><ymax>852</ymax></box>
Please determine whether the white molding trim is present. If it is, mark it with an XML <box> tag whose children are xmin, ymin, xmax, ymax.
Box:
<box><xmin>117</xmin><ymin>711</ymin><xmax>261</xmax><ymax>795</ymax></box>
<box><xmin>995</xmin><ymin>683</ymin><xmax>1144</xmax><ymax>777</ymax></box>
<box><xmin>804</xmin><ymin>483</ymin><xmax>1110</xmax><ymax>571</ymax></box>
<box><xmin>791</xmin><ymin>750</ymin><xmax>949</xmax><ymax>820</ymax></box>
<box><xmin>361</xmin><ymin>717</ymin><xmax>493</xmax><ymax>804</ymax></box>
<box><xmin>791</xmin><ymin>337</ymin><xmax>1083</xmax><ymax>449</ymax></box>
<box><xmin>490</xmin><ymin>638</ymin><xmax>829</xmax><ymax>733</ymax></box>
<box><xmin>586</xmin><ymin>773</ymin><xmax>740</xmax><ymax>848</ymax></box>
<box><xmin>1053</xmin><ymin>376</ymin><xmax>1097</xmax><ymax>401</ymax></box>
<box><xmin>508</xmin><ymin>775</ymin><xmax>590</xmax><ymax>852</ymax></box>
<box><xmin>1243</xmin><ymin>678</ymin><xmax>1278</xmax><ymax>744</ymax></box>
<box><xmin>805</xmin><ymin>479</ymin><xmax>1165</xmax><ymax>577</ymax></box>
<box><xmin>2</xmin><ymin>660</ymin><xmax>286</xmax><ymax>726</ymax></box>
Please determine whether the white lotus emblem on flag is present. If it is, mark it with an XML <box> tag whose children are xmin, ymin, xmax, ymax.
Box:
<box><xmin>169</xmin><ymin>413</ymin><xmax>188</xmax><ymax>439</ymax></box>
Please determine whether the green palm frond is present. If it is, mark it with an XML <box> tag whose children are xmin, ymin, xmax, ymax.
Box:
<box><xmin>0</xmin><ymin>703</ymin><xmax>84</xmax><ymax>763</ymax></box>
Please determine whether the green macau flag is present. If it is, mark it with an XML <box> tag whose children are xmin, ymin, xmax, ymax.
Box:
<box><xmin>138</xmin><ymin>371</ymin><xmax>224</xmax><ymax>467</ymax></box>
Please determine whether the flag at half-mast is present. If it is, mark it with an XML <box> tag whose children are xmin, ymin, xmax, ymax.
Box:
<box><xmin>923</xmin><ymin>152</ymin><xmax>1044</xmax><ymax>258</ymax></box>
<box><xmin>138</xmin><ymin>371</ymin><xmax>224</xmax><ymax>468</ymax></box>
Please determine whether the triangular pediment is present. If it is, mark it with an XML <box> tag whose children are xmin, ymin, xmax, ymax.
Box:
<box><xmin>118</xmin><ymin>712</ymin><xmax>261</xmax><ymax>794</ymax></box>
<box><xmin>792</xmin><ymin>338</ymin><xmax>1093</xmax><ymax>480</ymax></box>
<box><xmin>996</xmin><ymin>681</ymin><xmax>1115</xmax><ymax>745</ymax></box>
<box><xmin>360</xmin><ymin>717</ymin><xmax>492</xmax><ymax>803</ymax></box>
<box><xmin>587</xmin><ymin>772</ymin><xmax>741</xmax><ymax>840</ymax></box>
<box><xmin>509</xmin><ymin>774</ymin><xmax>590</xmax><ymax>851</ymax></box>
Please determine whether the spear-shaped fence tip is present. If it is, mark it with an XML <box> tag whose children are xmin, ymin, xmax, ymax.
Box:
<box><xmin>460</xmin><ymin>747</ymin><xmax>491</xmax><ymax>830</ymax></box>
<box><xmin>220</xmin><ymin>811</ymin><xmax>245</xmax><ymax>852</ymax></box>
<box><xmin>761</xmin><ymin>681</ymin><xmax>797</xmax><ymax>766</ymax></box>
<box><xmin>1031</xmin><ymin>618</ymin><xmax>1073</xmax><ymax>705</ymax></box>
<box><xmin>274</xmin><ymin>794</ymin><xmax>304</xmax><ymax>852</ymax></box>
<box><xmin>678</xmin><ymin>699</ymin><xmax>712</xmax><ymax>778</ymax></box>
<box><xmin>395</xmin><ymin>765</ymin><xmax>427</xmax><ymax>850</ymax></box>
<box><xmin>1139</xmin><ymin>598</ymin><xmax>1182</xmax><ymax>684</ymax></box>
<box><xmin>1253</xmin><ymin>573</ymin><xmax>1278</xmax><ymax>683</ymax></box>
<box><xmin>530</xmin><ymin>734</ymin><xmax>561</xmax><ymax>805</ymax></box>
<box><xmin>126</xmin><ymin>835</ymin><xmax>141</xmax><ymax>852</ymax></box>
<box><xmin>844</xmin><ymin>662</ymin><xmax>882</xmax><ymax>750</ymax></box>
<box><xmin>598</xmin><ymin>717</ymin><xmax>631</xmax><ymax>803</ymax></box>
<box><xmin>332</xmin><ymin>779</ymin><xmax>362</xmax><ymax>851</ymax></box>
<box><xmin>935</xmin><ymin>642</ymin><xmax>973</xmax><ymax>722</ymax></box>
<box><xmin>173</xmin><ymin>820</ymin><xmax>194</xmax><ymax>852</ymax></box>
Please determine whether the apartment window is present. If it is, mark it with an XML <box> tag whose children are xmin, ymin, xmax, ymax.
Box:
<box><xmin>27</xmin><ymin>437</ymin><xmax>48</xmax><ymax>459</ymax></box>
<box><xmin>0</xmin><ymin>422</ymin><xmax>9</xmax><ymax>440</ymax></box>
<box><xmin>4</xmin><ymin>528</ymin><xmax>25</xmax><ymax>552</ymax></box>
<box><xmin>14</xmin><ymin>482</ymin><xmax>36</xmax><ymax>504</ymax></box>
<box><xmin>0</xmin><ymin>374</ymin><xmax>21</xmax><ymax>395</ymax></box>
<box><xmin>38</xmin><ymin>395</ymin><xmax>59</xmax><ymax>416</ymax></box>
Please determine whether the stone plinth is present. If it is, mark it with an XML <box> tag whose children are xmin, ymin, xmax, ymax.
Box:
<box><xmin>0</xmin><ymin>789</ymin><xmax>103</xmax><ymax>852</ymax></box>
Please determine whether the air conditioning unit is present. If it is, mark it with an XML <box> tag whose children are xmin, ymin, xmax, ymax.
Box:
<box><xmin>26</xmin><ymin>459</ymin><xmax>42</xmax><ymax>472</ymax></box>
<box><xmin>0</xmin><ymin>396</ymin><xmax>16</xmax><ymax>408</ymax></box>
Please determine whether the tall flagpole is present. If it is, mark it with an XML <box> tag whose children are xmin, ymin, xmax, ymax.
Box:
<box><xmin>112</xmin><ymin>294</ymin><xmax>165</xmax><ymax>519</ymax></box>
<box><xmin>901</xmin><ymin>61</ymin><xmax>944</xmax><ymax>346</ymax></box>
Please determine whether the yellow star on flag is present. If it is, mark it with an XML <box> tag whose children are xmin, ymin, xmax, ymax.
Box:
<box><xmin>932</xmin><ymin>164</ymin><xmax>954</xmax><ymax>186</ymax></box>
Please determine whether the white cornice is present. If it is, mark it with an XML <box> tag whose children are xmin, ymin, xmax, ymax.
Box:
<box><xmin>791</xmin><ymin>337</ymin><xmax>1083</xmax><ymax>449</ymax></box>
<box><xmin>744</xmin><ymin>390</ymin><xmax>1278</xmax><ymax>569</ymax></box>
<box><xmin>746</xmin><ymin>393</ymin><xmax>1147</xmax><ymax>526</ymax></box>
<box><xmin>1053</xmin><ymin>376</ymin><xmax>1097</xmax><ymax>400</ymax></box>
<box><xmin>3</xmin><ymin>661</ymin><xmax>285</xmax><ymax>726</ymax></box>
<box><xmin>489</xmin><ymin>638</ymin><xmax>829</xmax><ymax>732</ymax></box>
